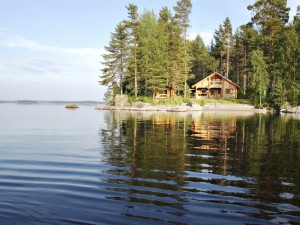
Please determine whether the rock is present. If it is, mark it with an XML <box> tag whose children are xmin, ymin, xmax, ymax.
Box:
<box><xmin>295</xmin><ymin>106</ymin><xmax>300</xmax><ymax>113</ymax></box>
<box><xmin>186</xmin><ymin>102</ymin><xmax>202</xmax><ymax>111</ymax></box>
<box><xmin>281</xmin><ymin>106</ymin><xmax>300</xmax><ymax>113</ymax></box>
<box><xmin>65</xmin><ymin>104</ymin><xmax>79</xmax><ymax>109</ymax></box>
<box><xmin>255</xmin><ymin>108</ymin><xmax>267</xmax><ymax>113</ymax></box>
<box><xmin>167</xmin><ymin>105</ymin><xmax>187</xmax><ymax>112</ymax></box>
<box><xmin>95</xmin><ymin>105</ymin><xmax>113</xmax><ymax>110</ymax></box>
<box><xmin>186</xmin><ymin>102</ymin><xmax>194</xmax><ymax>107</ymax></box>
<box><xmin>115</xmin><ymin>94</ymin><xmax>128</xmax><ymax>108</ymax></box>
<box><xmin>178</xmin><ymin>102</ymin><xmax>203</xmax><ymax>111</ymax></box>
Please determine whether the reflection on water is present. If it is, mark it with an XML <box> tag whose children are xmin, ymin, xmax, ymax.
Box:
<box><xmin>0</xmin><ymin>103</ymin><xmax>299</xmax><ymax>224</ymax></box>
<box><xmin>100</xmin><ymin>110</ymin><xmax>300</xmax><ymax>224</ymax></box>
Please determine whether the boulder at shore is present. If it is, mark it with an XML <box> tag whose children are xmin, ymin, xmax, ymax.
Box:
<box><xmin>166</xmin><ymin>102</ymin><xmax>203</xmax><ymax>112</ymax></box>
<box><xmin>115</xmin><ymin>94</ymin><xmax>128</xmax><ymax>108</ymax></box>
<box><xmin>280</xmin><ymin>106</ymin><xmax>300</xmax><ymax>113</ymax></box>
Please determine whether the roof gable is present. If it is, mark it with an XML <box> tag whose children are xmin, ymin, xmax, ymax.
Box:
<box><xmin>191</xmin><ymin>72</ymin><xmax>240</xmax><ymax>88</ymax></box>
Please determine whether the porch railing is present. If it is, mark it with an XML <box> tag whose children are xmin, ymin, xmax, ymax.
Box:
<box><xmin>155</xmin><ymin>94</ymin><xmax>168</xmax><ymax>99</ymax></box>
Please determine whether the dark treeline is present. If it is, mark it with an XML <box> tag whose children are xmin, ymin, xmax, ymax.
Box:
<box><xmin>100</xmin><ymin>0</ymin><xmax>300</xmax><ymax>108</ymax></box>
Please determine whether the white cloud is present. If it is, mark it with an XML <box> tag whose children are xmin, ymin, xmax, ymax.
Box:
<box><xmin>0</xmin><ymin>29</ymin><xmax>103</xmax><ymax>62</ymax></box>
<box><xmin>0</xmin><ymin>30</ymin><xmax>105</xmax><ymax>101</ymax></box>
<box><xmin>5</xmin><ymin>37</ymin><xmax>41</xmax><ymax>49</ymax></box>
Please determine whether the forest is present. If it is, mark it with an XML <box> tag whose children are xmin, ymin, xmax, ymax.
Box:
<box><xmin>100</xmin><ymin>0</ymin><xmax>300</xmax><ymax>109</ymax></box>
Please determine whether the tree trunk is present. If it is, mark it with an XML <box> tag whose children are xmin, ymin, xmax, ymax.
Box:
<box><xmin>134</xmin><ymin>39</ymin><xmax>138</xmax><ymax>98</ymax></box>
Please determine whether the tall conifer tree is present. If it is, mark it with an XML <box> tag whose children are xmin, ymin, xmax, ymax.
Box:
<box><xmin>190</xmin><ymin>35</ymin><xmax>217</xmax><ymax>83</ymax></box>
<box><xmin>212</xmin><ymin>18</ymin><xmax>232</xmax><ymax>78</ymax></box>
<box><xmin>248</xmin><ymin>0</ymin><xmax>290</xmax><ymax>91</ymax></box>
<box><xmin>138</xmin><ymin>10</ymin><xmax>169</xmax><ymax>98</ymax></box>
<box><xmin>100</xmin><ymin>23</ymin><xmax>128</xmax><ymax>96</ymax></box>
<box><xmin>124</xmin><ymin>4</ymin><xmax>139</xmax><ymax>97</ymax></box>
<box><xmin>173</xmin><ymin>0</ymin><xmax>192</xmax><ymax>98</ymax></box>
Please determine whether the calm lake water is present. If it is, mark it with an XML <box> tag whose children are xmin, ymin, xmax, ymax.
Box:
<box><xmin>0</xmin><ymin>102</ymin><xmax>299</xmax><ymax>225</ymax></box>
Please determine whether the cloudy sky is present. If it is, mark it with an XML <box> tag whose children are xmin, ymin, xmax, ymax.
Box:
<box><xmin>0</xmin><ymin>0</ymin><xmax>298</xmax><ymax>101</ymax></box>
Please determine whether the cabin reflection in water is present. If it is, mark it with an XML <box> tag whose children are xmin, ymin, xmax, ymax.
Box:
<box><xmin>189</xmin><ymin>113</ymin><xmax>237</xmax><ymax>151</ymax></box>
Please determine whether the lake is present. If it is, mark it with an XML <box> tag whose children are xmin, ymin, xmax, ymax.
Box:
<box><xmin>0</xmin><ymin>102</ymin><xmax>299</xmax><ymax>225</ymax></box>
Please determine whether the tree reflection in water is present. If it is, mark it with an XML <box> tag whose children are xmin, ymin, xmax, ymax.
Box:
<box><xmin>99</xmin><ymin>110</ymin><xmax>300</xmax><ymax>224</ymax></box>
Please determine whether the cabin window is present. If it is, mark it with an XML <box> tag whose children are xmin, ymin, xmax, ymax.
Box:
<box><xmin>201</xmin><ymin>89</ymin><xmax>207</xmax><ymax>93</ymax></box>
<box><xmin>226</xmin><ymin>88</ymin><xmax>233</xmax><ymax>94</ymax></box>
<box><xmin>210</xmin><ymin>89</ymin><xmax>214</xmax><ymax>94</ymax></box>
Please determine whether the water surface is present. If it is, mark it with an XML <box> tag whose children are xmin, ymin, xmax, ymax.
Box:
<box><xmin>0</xmin><ymin>103</ymin><xmax>299</xmax><ymax>224</ymax></box>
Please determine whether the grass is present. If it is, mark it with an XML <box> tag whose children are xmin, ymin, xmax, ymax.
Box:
<box><xmin>127</xmin><ymin>96</ymin><xmax>253</xmax><ymax>106</ymax></box>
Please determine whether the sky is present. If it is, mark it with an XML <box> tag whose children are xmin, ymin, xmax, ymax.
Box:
<box><xmin>0</xmin><ymin>0</ymin><xmax>298</xmax><ymax>101</ymax></box>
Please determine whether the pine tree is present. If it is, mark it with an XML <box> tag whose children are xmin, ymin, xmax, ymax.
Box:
<box><xmin>190</xmin><ymin>35</ymin><xmax>217</xmax><ymax>83</ymax></box>
<box><xmin>250</xmin><ymin>49</ymin><xmax>269</xmax><ymax>106</ymax></box>
<box><xmin>231</xmin><ymin>28</ymin><xmax>243</xmax><ymax>85</ymax></box>
<box><xmin>124</xmin><ymin>4</ymin><xmax>139</xmax><ymax>98</ymax></box>
<box><xmin>211</xmin><ymin>25</ymin><xmax>223</xmax><ymax>71</ymax></box>
<box><xmin>294</xmin><ymin>5</ymin><xmax>300</xmax><ymax>35</ymax></box>
<box><xmin>248</xmin><ymin>0</ymin><xmax>290</xmax><ymax>91</ymax></box>
<box><xmin>292</xmin><ymin>5</ymin><xmax>300</xmax><ymax>105</ymax></box>
<box><xmin>158</xmin><ymin>8</ymin><xmax>184</xmax><ymax>94</ymax></box>
<box><xmin>236</xmin><ymin>24</ymin><xmax>260</xmax><ymax>95</ymax></box>
<box><xmin>100</xmin><ymin>23</ymin><xmax>128</xmax><ymax>97</ymax></box>
<box><xmin>223</xmin><ymin>18</ymin><xmax>233</xmax><ymax>78</ymax></box>
<box><xmin>173</xmin><ymin>0</ymin><xmax>192</xmax><ymax>98</ymax></box>
<box><xmin>138</xmin><ymin>10</ymin><xmax>169</xmax><ymax>98</ymax></box>
<box><xmin>158</xmin><ymin>7</ymin><xmax>173</xmax><ymax>86</ymax></box>
<box><xmin>212</xmin><ymin>18</ymin><xmax>233</xmax><ymax>78</ymax></box>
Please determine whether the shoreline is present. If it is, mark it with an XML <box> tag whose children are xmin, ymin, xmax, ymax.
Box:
<box><xmin>96</xmin><ymin>102</ymin><xmax>264</xmax><ymax>113</ymax></box>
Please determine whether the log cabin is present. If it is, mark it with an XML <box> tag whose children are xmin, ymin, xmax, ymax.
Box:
<box><xmin>191</xmin><ymin>72</ymin><xmax>239</xmax><ymax>99</ymax></box>
<box><xmin>154</xmin><ymin>86</ymin><xmax>175</xmax><ymax>99</ymax></box>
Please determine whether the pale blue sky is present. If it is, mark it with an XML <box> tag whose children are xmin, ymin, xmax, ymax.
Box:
<box><xmin>0</xmin><ymin>0</ymin><xmax>298</xmax><ymax>101</ymax></box>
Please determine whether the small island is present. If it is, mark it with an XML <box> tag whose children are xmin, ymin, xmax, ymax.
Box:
<box><xmin>65</xmin><ymin>104</ymin><xmax>79</xmax><ymax>109</ymax></box>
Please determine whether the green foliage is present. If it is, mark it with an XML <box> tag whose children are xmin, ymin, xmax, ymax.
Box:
<box><xmin>281</xmin><ymin>101</ymin><xmax>291</xmax><ymax>110</ymax></box>
<box><xmin>99</xmin><ymin>1</ymin><xmax>300</xmax><ymax>109</ymax></box>
<box><xmin>138</xmin><ymin>10</ymin><xmax>169</xmax><ymax>98</ymax></box>
<box><xmin>123</xmin><ymin>3</ymin><xmax>139</xmax><ymax>97</ymax></box>
<box><xmin>173</xmin><ymin>0</ymin><xmax>193</xmax><ymax>98</ymax></box>
<box><xmin>250</xmin><ymin>49</ymin><xmax>269</xmax><ymax>105</ymax></box>
<box><xmin>103</xmin><ymin>88</ymin><xmax>114</xmax><ymax>105</ymax></box>
<box><xmin>273</xmin><ymin>77</ymin><xmax>286</xmax><ymax>108</ymax></box>
<box><xmin>190</xmin><ymin>35</ymin><xmax>217</xmax><ymax>84</ymax></box>
<box><xmin>212</xmin><ymin>17</ymin><xmax>233</xmax><ymax>78</ymax></box>
<box><xmin>100</xmin><ymin>22</ymin><xmax>128</xmax><ymax>95</ymax></box>
<box><xmin>102</xmin><ymin>83</ymin><xmax>118</xmax><ymax>105</ymax></box>
<box><xmin>127</xmin><ymin>95</ymin><xmax>156</xmax><ymax>104</ymax></box>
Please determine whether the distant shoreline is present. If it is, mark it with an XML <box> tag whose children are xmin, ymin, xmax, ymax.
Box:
<box><xmin>0</xmin><ymin>100</ymin><xmax>105</xmax><ymax>107</ymax></box>
<box><xmin>0</xmin><ymin>100</ymin><xmax>105</xmax><ymax>104</ymax></box>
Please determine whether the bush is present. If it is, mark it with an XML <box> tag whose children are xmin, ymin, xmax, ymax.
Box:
<box><xmin>281</xmin><ymin>101</ymin><xmax>291</xmax><ymax>110</ymax></box>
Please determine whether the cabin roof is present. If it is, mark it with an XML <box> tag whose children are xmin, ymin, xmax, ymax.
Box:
<box><xmin>191</xmin><ymin>72</ymin><xmax>240</xmax><ymax>89</ymax></box>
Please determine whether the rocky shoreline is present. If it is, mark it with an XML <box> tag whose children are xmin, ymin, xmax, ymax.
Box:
<box><xmin>95</xmin><ymin>101</ymin><xmax>259</xmax><ymax>112</ymax></box>
<box><xmin>93</xmin><ymin>95</ymin><xmax>300</xmax><ymax>113</ymax></box>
